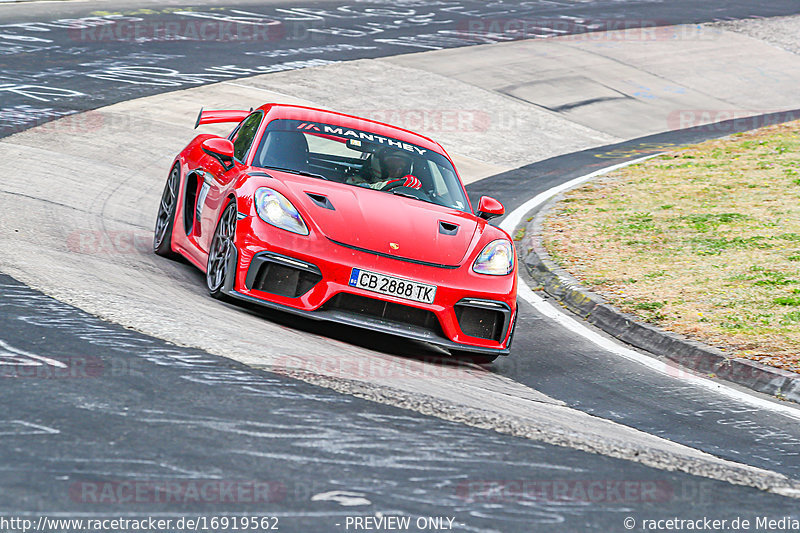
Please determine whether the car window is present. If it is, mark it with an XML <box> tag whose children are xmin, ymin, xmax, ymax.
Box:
<box><xmin>232</xmin><ymin>112</ymin><xmax>263</xmax><ymax>162</ymax></box>
<box><xmin>253</xmin><ymin>119</ymin><xmax>470</xmax><ymax>213</ymax></box>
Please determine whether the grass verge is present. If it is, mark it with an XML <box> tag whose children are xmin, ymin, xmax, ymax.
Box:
<box><xmin>542</xmin><ymin>120</ymin><xmax>800</xmax><ymax>373</ymax></box>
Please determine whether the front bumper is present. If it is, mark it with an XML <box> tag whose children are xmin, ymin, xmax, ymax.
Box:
<box><xmin>226</xmin><ymin>218</ymin><xmax>517</xmax><ymax>355</ymax></box>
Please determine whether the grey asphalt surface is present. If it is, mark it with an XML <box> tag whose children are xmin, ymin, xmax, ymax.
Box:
<box><xmin>2</xmin><ymin>274</ymin><xmax>799</xmax><ymax>533</ymax></box>
<box><xmin>3</xmin><ymin>1</ymin><xmax>800</xmax><ymax>531</ymax></box>
<box><xmin>2</xmin><ymin>0</ymin><xmax>800</xmax><ymax>137</ymax></box>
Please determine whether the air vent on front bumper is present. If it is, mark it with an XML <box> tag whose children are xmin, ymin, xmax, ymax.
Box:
<box><xmin>454</xmin><ymin>299</ymin><xmax>512</xmax><ymax>342</ymax></box>
<box><xmin>245</xmin><ymin>252</ymin><xmax>322</xmax><ymax>298</ymax></box>
<box><xmin>322</xmin><ymin>293</ymin><xmax>443</xmax><ymax>335</ymax></box>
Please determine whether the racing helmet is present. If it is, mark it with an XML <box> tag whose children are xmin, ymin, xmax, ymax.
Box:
<box><xmin>369</xmin><ymin>148</ymin><xmax>413</xmax><ymax>180</ymax></box>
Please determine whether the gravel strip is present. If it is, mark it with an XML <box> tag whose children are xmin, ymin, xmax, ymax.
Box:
<box><xmin>711</xmin><ymin>15</ymin><xmax>800</xmax><ymax>55</ymax></box>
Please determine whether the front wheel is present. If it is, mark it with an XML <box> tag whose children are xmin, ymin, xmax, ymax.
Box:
<box><xmin>206</xmin><ymin>200</ymin><xmax>238</xmax><ymax>300</ymax></box>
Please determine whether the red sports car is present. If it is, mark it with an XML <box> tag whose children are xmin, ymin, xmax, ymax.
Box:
<box><xmin>154</xmin><ymin>104</ymin><xmax>517</xmax><ymax>363</ymax></box>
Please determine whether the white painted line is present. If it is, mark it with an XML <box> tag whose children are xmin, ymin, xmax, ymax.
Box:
<box><xmin>0</xmin><ymin>339</ymin><xmax>67</xmax><ymax>368</ymax></box>
<box><xmin>311</xmin><ymin>491</ymin><xmax>372</xmax><ymax>506</ymax></box>
<box><xmin>501</xmin><ymin>156</ymin><xmax>800</xmax><ymax>421</ymax></box>
<box><xmin>0</xmin><ymin>421</ymin><xmax>60</xmax><ymax>436</ymax></box>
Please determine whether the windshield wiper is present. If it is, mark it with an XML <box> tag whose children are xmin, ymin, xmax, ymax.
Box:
<box><xmin>390</xmin><ymin>189</ymin><xmax>431</xmax><ymax>203</ymax></box>
<box><xmin>262</xmin><ymin>166</ymin><xmax>329</xmax><ymax>180</ymax></box>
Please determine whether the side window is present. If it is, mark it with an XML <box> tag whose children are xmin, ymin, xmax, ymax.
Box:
<box><xmin>232</xmin><ymin>112</ymin><xmax>263</xmax><ymax>162</ymax></box>
<box><xmin>427</xmin><ymin>160</ymin><xmax>447</xmax><ymax>196</ymax></box>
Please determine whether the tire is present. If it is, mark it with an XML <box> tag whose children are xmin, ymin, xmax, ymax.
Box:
<box><xmin>153</xmin><ymin>164</ymin><xmax>180</xmax><ymax>258</ymax></box>
<box><xmin>450</xmin><ymin>351</ymin><xmax>500</xmax><ymax>365</ymax></box>
<box><xmin>206</xmin><ymin>200</ymin><xmax>238</xmax><ymax>300</ymax></box>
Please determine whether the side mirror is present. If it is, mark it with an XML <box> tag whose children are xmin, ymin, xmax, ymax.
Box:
<box><xmin>201</xmin><ymin>138</ymin><xmax>236</xmax><ymax>171</ymax></box>
<box><xmin>476</xmin><ymin>196</ymin><xmax>504</xmax><ymax>220</ymax></box>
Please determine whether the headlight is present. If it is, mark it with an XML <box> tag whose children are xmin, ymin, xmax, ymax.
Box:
<box><xmin>254</xmin><ymin>187</ymin><xmax>308</xmax><ymax>235</ymax></box>
<box><xmin>472</xmin><ymin>239</ymin><xmax>514</xmax><ymax>275</ymax></box>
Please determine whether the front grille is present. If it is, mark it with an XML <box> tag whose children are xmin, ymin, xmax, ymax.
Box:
<box><xmin>248</xmin><ymin>255</ymin><xmax>322</xmax><ymax>298</ymax></box>
<box><xmin>323</xmin><ymin>293</ymin><xmax>443</xmax><ymax>334</ymax></box>
<box><xmin>455</xmin><ymin>304</ymin><xmax>505</xmax><ymax>342</ymax></box>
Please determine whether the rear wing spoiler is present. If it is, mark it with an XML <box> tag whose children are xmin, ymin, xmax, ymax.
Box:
<box><xmin>194</xmin><ymin>107</ymin><xmax>251</xmax><ymax>129</ymax></box>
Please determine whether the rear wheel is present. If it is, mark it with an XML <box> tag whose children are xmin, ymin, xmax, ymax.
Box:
<box><xmin>153</xmin><ymin>164</ymin><xmax>180</xmax><ymax>258</ymax></box>
<box><xmin>207</xmin><ymin>200</ymin><xmax>238</xmax><ymax>300</ymax></box>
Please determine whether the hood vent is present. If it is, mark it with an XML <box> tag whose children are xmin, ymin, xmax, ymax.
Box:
<box><xmin>306</xmin><ymin>192</ymin><xmax>335</xmax><ymax>211</ymax></box>
<box><xmin>247</xmin><ymin>171</ymin><xmax>273</xmax><ymax>178</ymax></box>
<box><xmin>439</xmin><ymin>221</ymin><xmax>459</xmax><ymax>236</ymax></box>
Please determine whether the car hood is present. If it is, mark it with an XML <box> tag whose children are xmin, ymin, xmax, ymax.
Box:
<box><xmin>287</xmin><ymin>178</ymin><xmax>478</xmax><ymax>267</ymax></box>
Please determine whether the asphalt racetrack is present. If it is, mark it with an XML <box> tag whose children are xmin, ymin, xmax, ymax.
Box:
<box><xmin>2</xmin><ymin>1</ymin><xmax>800</xmax><ymax>532</ymax></box>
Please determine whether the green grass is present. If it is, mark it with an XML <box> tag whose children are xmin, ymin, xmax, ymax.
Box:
<box><xmin>541</xmin><ymin>120</ymin><xmax>800</xmax><ymax>371</ymax></box>
<box><xmin>774</xmin><ymin>296</ymin><xmax>800</xmax><ymax>306</ymax></box>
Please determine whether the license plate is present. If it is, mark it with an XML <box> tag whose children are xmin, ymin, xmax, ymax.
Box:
<box><xmin>348</xmin><ymin>268</ymin><xmax>437</xmax><ymax>304</ymax></box>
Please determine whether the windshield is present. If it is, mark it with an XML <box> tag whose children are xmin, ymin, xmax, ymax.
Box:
<box><xmin>251</xmin><ymin>119</ymin><xmax>470</xmax><ymax>213</ymax></box>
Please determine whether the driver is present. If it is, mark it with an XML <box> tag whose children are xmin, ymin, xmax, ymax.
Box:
<box><xmin>348</xmin><ymin>148</ymin><xmax>421</xmax><ymax>190</ymax></box>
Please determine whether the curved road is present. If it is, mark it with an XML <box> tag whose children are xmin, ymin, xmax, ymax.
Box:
<box><xmin>2</xmin><ymin>0</ymin><xmax>799</xmax><ymax>136</ymax></box>
<box><xmin>2</xmin><ymin>1</ymin><xmax>800</xmax><ymax>531</ymax></box>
